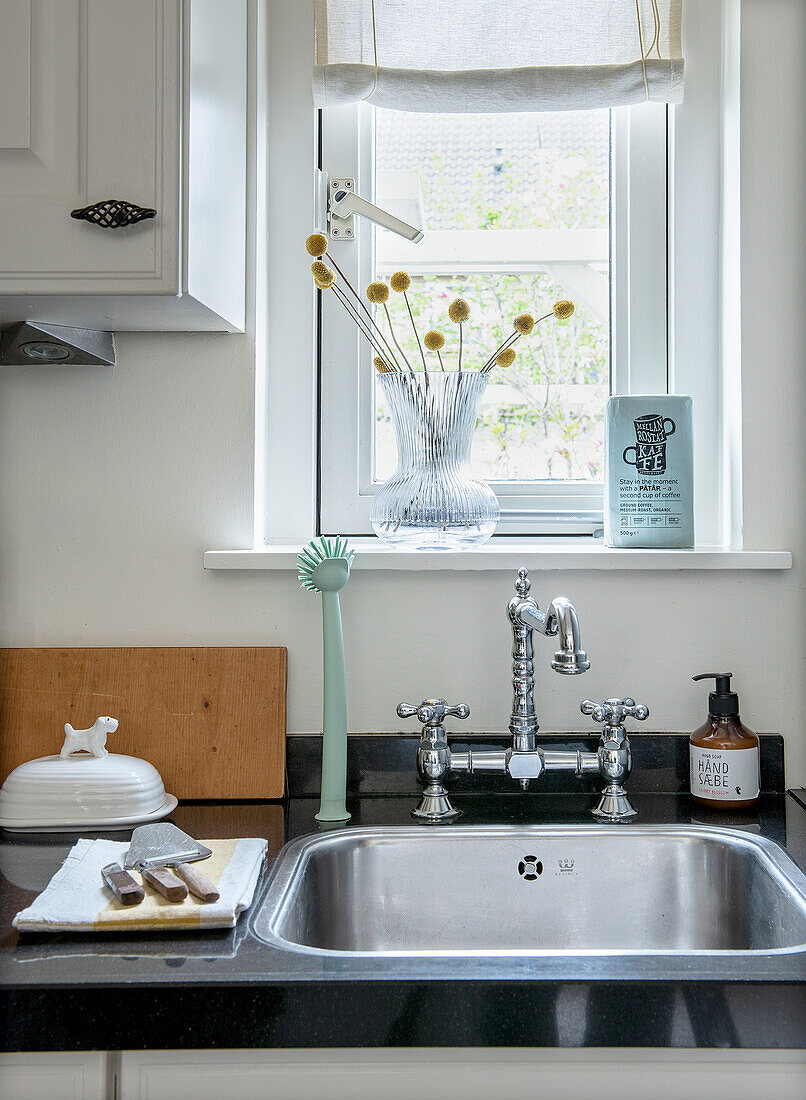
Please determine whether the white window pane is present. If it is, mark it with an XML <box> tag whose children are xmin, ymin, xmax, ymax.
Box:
<box><xmin>373</xmin><ymin>109</ymin><xmax>610</xmax><ymax>486</ymax></box>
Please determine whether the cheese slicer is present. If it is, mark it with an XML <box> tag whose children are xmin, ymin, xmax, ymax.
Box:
<box><xmin>125</xmin><ymin>824</ymin><xmax>219</xmax><ymax>903</ymax></box>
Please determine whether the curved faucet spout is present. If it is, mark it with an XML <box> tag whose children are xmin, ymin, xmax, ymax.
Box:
<box><xmin>546</xmin><ymin>597</ymin><xmax>590</xmax><ymax>675</ymax></box>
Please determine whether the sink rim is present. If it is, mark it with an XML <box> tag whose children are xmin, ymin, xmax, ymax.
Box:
<box><xmin>252</xmin><ymin>823</ymin><xmax>806</xmax><ymax>959</ymax></box>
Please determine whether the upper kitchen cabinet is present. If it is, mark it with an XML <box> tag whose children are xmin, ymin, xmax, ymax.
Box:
<box><xmin>0</xmin><ymin>0</ymin><xmax>246</xmax><ymax>332</ymax></box>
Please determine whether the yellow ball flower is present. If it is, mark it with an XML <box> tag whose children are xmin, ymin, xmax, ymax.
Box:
<box><xmin>389</xmin><ymin>271</ymin><xmax>411</xmax><ymax>293</ymax></box>
<box><xmin>496</xmin><ymin>348</ymin><xmax>517</xmax><ymax>368</ymax></box>
<box><xmin>366</xmin><ymin>281</ymin><xmax>390</xmax><ymax>304</ymax></box>
<box><xmin>311</xmin><ymin>260</ymin><xmax>335</xmax><ymax>288</ymax></box>
<box><xmin>305</xmin><ymin>233</ymin><xmax>328</xmax><ymax>257</ymax></box>
<box><xmin>373</xmin><ymin>356</ymin><xmax>393</xmax><ymax>374</ymax></box>
<box><xmin>423</xmin><ymin>330</ymin><xmax>445</xmax><ymax>351</ymax></box>
<box><xmin>553</xmin><ymin>300</ymin><xmax>575</xmax><ymax>320</ymax></box>
<box><xmin>513</xmin><ymin>313</ymin><xmax>535</xmax><ymax>335</ymax></box>
<box><xmin>448</xmin><ymin>298</ymin><xmax>470</xmax><ymax>323</ymax></box>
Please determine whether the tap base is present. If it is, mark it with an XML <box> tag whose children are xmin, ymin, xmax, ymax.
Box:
<box><xmin>591</xmin><ymin>787</ymin><xmax>638</xmax><ymax>821</ymax></box>
<box><xmin>412</xmin><ymin>787</ymin><xmax>462</xmax><ymax>823</ymax></box>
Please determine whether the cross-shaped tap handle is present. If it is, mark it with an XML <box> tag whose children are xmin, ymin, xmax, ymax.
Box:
<box><xmin>580</xmin><ymin>697</ymin><xmax>649</xmax><ymax>726</ymax></box>
<box><xmin>397</xmin><ymin>699</ymin><xmax>470</xmax><ymax>727</ymax></box>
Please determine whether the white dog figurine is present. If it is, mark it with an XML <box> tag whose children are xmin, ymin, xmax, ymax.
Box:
<box><xmin>61</xmin><ymin>716</ymin><xmax>119</xmax><ymax>759</ymax></box>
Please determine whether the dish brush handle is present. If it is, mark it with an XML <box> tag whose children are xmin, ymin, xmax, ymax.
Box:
<box><xmin>316</xmin><ymin>589</ymin><xmax>351</xmax><ymax>822</ymax></box>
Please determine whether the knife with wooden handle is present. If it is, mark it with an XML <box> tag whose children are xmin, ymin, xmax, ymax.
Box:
<box><xmin>169</xmin><ymin>861</ymin><xmax>219</xmax><ymax>902</ymax></box>
<box><xmin>138</xmin><ymin>865</ymin><xmax>188</xmax><ymax>902</ymax></box>
<box><xmin>101</xmin><ymin>862</ymin><xmax>145</xmax><ymax>906</ymax></box>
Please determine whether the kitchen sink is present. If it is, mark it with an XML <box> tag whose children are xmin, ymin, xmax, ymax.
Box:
<box><xmin>252</xmin><ymin>824</ymin><xmax>806</xmax><ymax>957</ymax></box>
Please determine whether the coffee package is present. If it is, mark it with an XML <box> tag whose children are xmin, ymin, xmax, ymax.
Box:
<box><xmin>604</xmin><ymin>395</ymin><xmax>694</xmax><ymax>548</ymax></box>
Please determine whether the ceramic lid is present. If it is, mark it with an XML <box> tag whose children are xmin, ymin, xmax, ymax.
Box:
<box><xmin>0</xmin><ymin>717</ymin><xmax>170</xmax><ymax>825</ymax></box>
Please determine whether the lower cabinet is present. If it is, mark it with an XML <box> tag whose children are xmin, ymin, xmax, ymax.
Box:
<box><xmin>2</xmin><ymin>1048</ymin><xmax>805</xmax><ymax>1099</ymax></box>
<box><xmin>0</xmin><ymin>1052</ymin><xmax>106</xmax><ymax>1100</ymax></box>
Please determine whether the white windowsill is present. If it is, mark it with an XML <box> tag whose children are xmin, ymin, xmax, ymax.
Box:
<box><xmin>204</xmin><ymin>540</ymin><xmax>792</xmax><ymax>572</ymax></box>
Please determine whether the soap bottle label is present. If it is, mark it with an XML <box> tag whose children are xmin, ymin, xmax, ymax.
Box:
<box><xmin>689</xmin><ymin>745</ymin><xmax>760</xmax><ymax>801</ymax></box>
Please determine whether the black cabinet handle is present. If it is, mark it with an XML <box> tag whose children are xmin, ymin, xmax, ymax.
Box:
<box><xmin>70</xmin><ymin>199</ymin><xmax>157</xmax><ymax>228</ymax></box>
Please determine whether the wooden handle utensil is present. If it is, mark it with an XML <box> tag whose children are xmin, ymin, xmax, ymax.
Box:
<box><xmin>170</xmin><ymin>861</ymin><xmax>219</xmax><ymax>902</ymax></box>
<box><xmin>140</xmin><ymin>865</ymin><xmax>188</xmax><ymax>902</ymax></box>
<box><xmin>125</xmin><ymin>824</ymin><xmax>219</xmax><ymax>904</ymax></box>
<box><xmin>101</xmin><ymin>862</ymin><xmax>145</xmax><ymax>907</ymax></box>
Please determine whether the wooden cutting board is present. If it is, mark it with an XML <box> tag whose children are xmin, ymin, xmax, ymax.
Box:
<box><xmin>0</xmin><ymin>647</ymin><xmax>287</xmax><ymax>799</ymax></box>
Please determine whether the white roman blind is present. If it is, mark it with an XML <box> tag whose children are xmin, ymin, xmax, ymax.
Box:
<box><xmin>314</xmin><ymin>0</ymin><xmax>684</xmax><ymax>112</ymax></box>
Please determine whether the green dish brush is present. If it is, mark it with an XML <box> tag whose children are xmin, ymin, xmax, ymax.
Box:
<box><xmin>297</xmin><ymin>536</ymin><xmax>355</xmax><ymax>822</ymax></box>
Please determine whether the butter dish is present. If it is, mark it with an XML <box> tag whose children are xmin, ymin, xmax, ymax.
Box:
<box><xmin>12</xmin><ymin>837</ymin><xmax>267</xmax><ymax>932</ymax></box>
<box><xmin>0</xmin><ymin>716</ymin><xmax>177</xmax><ymax>832</ymax></box>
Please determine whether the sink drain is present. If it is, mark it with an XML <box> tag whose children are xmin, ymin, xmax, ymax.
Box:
<box><xmin>518</xmin><ymin>855</ymin><xmax>543</xmax><ymax>880</ymax></box>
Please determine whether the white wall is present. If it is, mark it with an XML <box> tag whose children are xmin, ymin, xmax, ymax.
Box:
<box><xmin>1</xmin><ymin>0</ymin><xmax>804</xmax><ymax>784</ymax></box>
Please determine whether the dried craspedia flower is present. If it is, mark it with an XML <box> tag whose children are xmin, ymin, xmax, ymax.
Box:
<box><xmin>305</xmin><ymin>233</ymin><xmax>328</xmax><ymax>257</ymax></box>
<box><xmin>448</xmin><ymin>298</ymin><xmax>470</xmax><ymax>323</ymax></box>
<box><xmin>553</xmin><ymin>300</ymin><xmax>575</xmax><ymax>320</ymax></box>
<box><xmin>513</xmin><ymin>313</ymin><xmax>535</xmax><ymax>335</ymax></box>
<box><xmin>496</xmin><ymin>348</ymin><xmax>517</xmax><ymax>368</ymax></box>
<box><xmin>389</xmin><ymin>271</ymin><xmax>411</xmax><ymax>293</ymax></box>
<box><xmin>373</xmin><ymin>356</ymin><xmax>393</xmax><ymax>374</ymax></box>
<box><xmin>423</xmin><ymin>330</ymin><xmax>445</xmax><ymax>351</ymax></box>
<box><xmin>311</xmin><ymin>260</ymin><xmax>335</xmax><ymax>288</ymax></box>
<box><xmin>366</xmin><ymin>281</ymin><xmax>390</xmax><ymax>304</ymax></box>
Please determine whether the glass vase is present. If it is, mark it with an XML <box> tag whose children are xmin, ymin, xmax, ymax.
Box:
<box><xmin>370</xmin><ymin>371</ymin><xmax>500</xmax><ymax>550</ymax></box>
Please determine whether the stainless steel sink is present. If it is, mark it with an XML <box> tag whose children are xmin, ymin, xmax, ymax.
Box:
<box><xmin>252</xmin><ymin>825</ymin><xmax>806</xmax><ymax>957</ymax></box>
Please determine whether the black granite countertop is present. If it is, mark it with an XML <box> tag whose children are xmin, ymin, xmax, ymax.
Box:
<box><xmin>1</xmin><ymin>736</ymin><xmax>805</xmax><ymax>1051</ymax></box>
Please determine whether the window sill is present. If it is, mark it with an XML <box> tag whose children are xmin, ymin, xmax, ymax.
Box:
<box><xmin>203</xmin><ymin>540</ymin><xmax>792</xmax><ymax>572</ymax></box>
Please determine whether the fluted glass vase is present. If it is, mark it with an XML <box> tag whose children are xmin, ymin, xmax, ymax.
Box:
<box><xmin>370</xmin><ymin>371</ymin><xmax>500</xmax><ymax>550</ymax></box>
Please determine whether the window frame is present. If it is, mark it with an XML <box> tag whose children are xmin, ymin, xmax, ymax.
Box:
<box><xmin>318</xmin><ymin>102</ymin><xmax>669</xmax><ymax>536</ymax></box>
<box><xmin>259</xmin><ymin>0</ymin><xmax>725</xmax><ymax>550</ymax></box>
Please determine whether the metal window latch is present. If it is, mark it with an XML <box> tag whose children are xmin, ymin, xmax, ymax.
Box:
<box><xmin>315</xmin><ymin>170</ymin><xmax>423</xmax><ymax>243</ymax></box>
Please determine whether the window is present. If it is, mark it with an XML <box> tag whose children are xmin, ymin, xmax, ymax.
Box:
<box><xmin>374</xmin><ymin>109</ymin><xmax>611</xmax><ymax>488</ymax></box>
<box><xmin>260</xmin><ymin>0</ymin><xmax>724</xmax><ymax>550</ymax></box>
<box><xmin>319</xmin><ymin>102</ymin><xmax>667</xmax><ymax>534</ymax></box>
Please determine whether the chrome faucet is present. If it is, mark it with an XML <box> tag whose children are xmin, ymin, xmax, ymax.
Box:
<box><xmin>507</xmin><ymin>567</ymin><xmax>589</xmax><ymax>772</ymax></box>
<box><xmin>398</xmin><ymin>568</ymin><xmax>649</xmax><ymax>823</ymax></box>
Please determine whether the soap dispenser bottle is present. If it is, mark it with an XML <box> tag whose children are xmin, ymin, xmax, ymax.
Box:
<box><xmin>689</xmin><ymin>673</ymin><xmax>760</xmax><ymax>808</ymax></box>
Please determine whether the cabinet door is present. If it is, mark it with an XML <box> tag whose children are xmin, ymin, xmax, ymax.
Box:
<box><xmin>0</xmin><ymin>1052</ymin><xmax>106</xmax><ymax>1100</ymax></box>
<box><xmin>0</xmin><ymin>0</ymin><xmax>179</xmax><ymax>295</ymax></box>
<box><xmin>117</xmin><ymin>1049</ymin><xmax>806</xmax><ymax>1100</ymax></box>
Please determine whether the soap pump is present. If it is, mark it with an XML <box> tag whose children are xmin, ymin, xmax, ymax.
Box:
<box><xmin>689</xmin><ymin>673</ymin><xmax>760</xmax><ymax>808</ymax></box>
